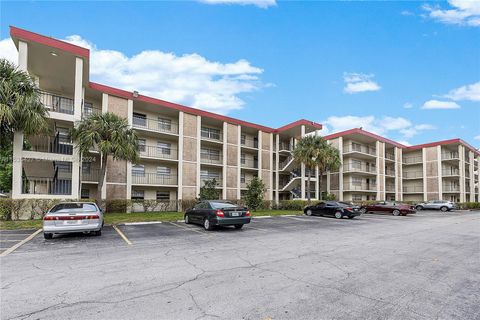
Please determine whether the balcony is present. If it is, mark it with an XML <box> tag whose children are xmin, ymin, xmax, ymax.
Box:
<box><xmin>241</xmin><ymin>158</ymin><xmax>258</xmax><ymax>169</ymax></box>
<box><xmin>82</xmin><ymin>169</ymin><xmax>100</xmax><ymax>182</ymax></box>
<box><xmin>442</xmin><ymin>169</ymin><xmax>459</xmax><ymax>177</ymax></box>
<box><xmin>385</xmin><ymin>168</ymin><xmax>395</xmax><ymax>177</ymax></box>
<box><xmin>403</xmin><ymin>156</ymin><xmax>423</xmax><ymax>165</ymax></box>
<box><xmin>200</xmin><ymin>154</ymin><xmax>223</xmax><ymax>165</ymax></box>
<box><xmin>201</xmin><ymin>177</ymin><xmax>222</xmax><ymax>187</ymax></box>
<box><xmin>23</xmin><ymin>135</ymin><xmax>73</xmax><ymax>155</ymax></box>
<box><xmin>40</xmin><ymin>91</ymin><xmax>74</xmax><ymax>115</ymax></box>
<box><xmin>201</xmin><ymin>128</ymin><xmax>222</xmax><ymax>142</ymax></box>
<box><xmin>403</xmin><ymin>185</ymin><xmax>423</xmax><ymax>193</ymax></box>
<box><xmin>132</xmin><ymin>173</ymin><xmax>177</xmax><ymax>186</ymax></box>
<box><xmin>443</xmin><ymin>185</ymin><xmax>460</xmax><ymax>192</ymax></box>
<box><xmin>403</xmin><ymin>171</ymin><xmax>423</xmax><ymax>179</ymax></box>
<box><xmin>241</xmin><ymin>137</ymin><xmax>258</xmax><ymax>149</ymax></box>
<box><xmin>343</xmin><ymin>163</ymin><xmax>376</xmax><ymax>174</ymax></box>
<box><xmin>343</xmin><ymin>183</ymin><xmax>377</xmax><ymax>191</ymax></box>
<box><xmin>82</xmin><ymin>102</ymin><xmax>101</xmax><ymax>119</ymax></box>
<box><xmin>132</xmin><ymin>115</ymin><xmax>179</xmax><ymax>134</ymax></box>
<box><xmin>343</xmin><ymin>145</ymin><xmax>376</xmax><ymax>156</ymax></box>
<box><xmin>441</xmin><ymin>152</ymin><xmax>459</xmax><ymax>161</ymax></box>
<box><xmin>279</xmin><ymin>142</ymin><xmax>293</xmax><ymax>152</ymax></box>
<box><xmin>386</xmin><ymin>184</ymin><xmax>395</xmax><ymax>192</ymax></box>
<box><xmin>385</xmin><ymin>153</ymin><xmax>395</xmax><ymax>161</ymax></box>
<box><xmin>22</xmin><ymin>177</ymin><xmax>72</xmax><ymax>195</ymax></box>
<box><xmin>138</xmin><ymin>145</ymin><xmax>178</xmax><ymax>161</ymax></box>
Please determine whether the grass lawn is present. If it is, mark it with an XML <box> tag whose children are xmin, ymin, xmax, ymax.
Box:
<box><xmin>0</xmin><ymin>210</ymin><xmax>303</xmax><ymax>230</ymax></box>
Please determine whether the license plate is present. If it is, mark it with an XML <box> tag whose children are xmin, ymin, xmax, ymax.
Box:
<box><xmin>231</xmin><ymin>212</ymin><xmax>240</xmax><ymax>217</ymax></box>
<box><xmin>65</xmin><ymin>220</ymin><xmax>80</xmax><ymax>225</ymax></box>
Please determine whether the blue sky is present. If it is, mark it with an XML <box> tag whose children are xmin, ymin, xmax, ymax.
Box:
<box><xmin>1</xmin><ymin>0</ymin><xmax>479</xmax><ymax>147</ymax></box>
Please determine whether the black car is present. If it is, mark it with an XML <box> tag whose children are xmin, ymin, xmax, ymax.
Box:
<box><xmin>185</xmin><ymin>200</ymin><xmax>251</xmax><ymax>230</ymax></box>
<box><xmin>303</xmin><ymin>201</ymin><xmax>362</xmax><ymax>219</ymax></box>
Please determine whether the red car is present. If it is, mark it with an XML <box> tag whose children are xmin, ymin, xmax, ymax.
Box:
<box><xmin>360</xmin><ymin>201</ymin><xmax>416</xmax><ymax>216</ymax></box>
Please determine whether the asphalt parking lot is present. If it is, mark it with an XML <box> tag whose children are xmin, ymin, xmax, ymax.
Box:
<box><xmin>1</xmin><ymin>210</ymin><xmax>479</xmax><ymax>320</ymax></box>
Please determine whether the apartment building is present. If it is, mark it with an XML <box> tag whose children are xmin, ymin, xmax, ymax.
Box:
<box><xmin>9</xmin><ymin>26</ymin><xmax>322</xmax><ymax>204</ymax></box>
<box><xmin>323</xmin><ymin>129</ymin><xmax>479</xmax><ymax>203</ymax></box>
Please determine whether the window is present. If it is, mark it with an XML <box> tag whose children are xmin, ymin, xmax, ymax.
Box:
<box><xmin>352</xmin><ymin>177</ymin><xmax>362</xmax><ymax>186</ymax></box>
<box><xmin>156</xmin><ymin>191</ymin><xmax>170</xmax><ymax>200</ymax></box>
<box><xmin>157</xmin><ymin>142</ymin><xmax>171</xmax><ymax>155</ymax></box>
<box><xmin>156</xmin><ymin>166</ymin><xmax>171</xmax><ymax>176</ymax></box>
<box><xmin>133</xmin><ymin>113</ymin><xmax>147</xmax><ymax>127</ymax></box>
<box><xmin>201</xmin><ymin>127</ymin><xmax>221</xmax><ymax>140</ymax></box>
<box><xmin>81</xmin><ymin>188</ymin><xmax>90</xmax><ymax>199</ymax></box>
<box><xmin>352</xmin><ymin>159</ymin><xmax>362</xmax><ymax>169</ymax></box>
<box><xmin>352</xmin><ymin>195</ymin><xmax>362</xmax><ymax>201</ymax></box>
<box><xmin>83</xmin><ymin>102</ymin><xmax>94</xmax><ymax>116</ymax></box>
<box><xmin>158</xmin><ymin>117</ymin><xmax>172</xmax><ymax>131</ymax></box>
<box><xmin>201</xmin><ymin>148</ymin><xmax>220</xmax><ymax>161</ymax></box>
<box><xmin>201</xmin><ymin>170</ymin><xmax>220</xmax><ymax>181</ymax></box>
<box><xmin>241</xmin><ymin>134</ymin><xmax>246</xmax><ymax>145</ymax></box>
<box><xmin>137</xmin><ymin>139</ymin><xmax>146</xmax><ymax>152</ymax></box>
<box><xmin>132</xmin><ymin>190</ymin><xmax>144</xmax><ymax>200</ymax></box>
<box><xmin>56</xmin><ymin>127</ymin><xmax>71</xmax><ymax>144</ymax></box>
<box><xmin>82</xmin><ymin>162</ymin><xmax>91</xmax><ymax>174</ymax></box>
<box><xmin>241</xmin><ymin>153</ymin><xmax>246</xmax><ymax>164</ymax></box>
<box><xmin>240</xmin><ymin>173</ymin><xmax>246</xmax><ymax>183</ymax></box>
<box><xmin>55</xmin><ymin>162</ymin><xmax>71</xmax><ymax>173</ymax></box>
<box><xmin>51</xmin><ymin>203</ymin><xmax>97</xmax><ymax>213</ymax></box>
<box><xmin>352</xmin><ymin>142</ymin><xmax>362</xmax><ymax>152</ymax></box>
<box><xmin>132</xmin><ymin>164</ymin><xmax>145</xmax><ymax>176</ymax></box>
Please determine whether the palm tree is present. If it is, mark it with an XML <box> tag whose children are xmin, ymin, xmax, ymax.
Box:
<box><xmin>0</xmin><ymin>59</ymin><xmax>49</xmax><ymax>147</ymax></box>
<box><xmin>292</xmin><ymin>135</ymin><xmax>341</xmax><ymax>202</ymax></box>
<box><xmin>71</xmin><ymin>112</ymin><xmax>139</xmax><ymax>203</ymax></box>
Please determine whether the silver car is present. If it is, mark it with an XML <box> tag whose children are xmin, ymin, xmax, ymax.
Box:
<box><xmin>43</xmin><ymin>202</ymin><xmax>104</xmax><ymax>239</ymax></box>
<box><xmin>415</xmin><ymin>200</ymin><xmax>456</xmax><ymax>212</ymax></box>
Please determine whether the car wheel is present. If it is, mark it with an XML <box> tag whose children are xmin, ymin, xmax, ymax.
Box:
<box><xmin>335</xmin><ymin>211</ymin><xmax>343</xmax><ymax>219</ymax></box>
<box><xmin>43</xmin><ymin>233</ymin><xmax>53</xmax><ymax>240</ymax></box>
<box><xmin>393</xmin><ymin>209</ymin><xmax>401</xmax><ymax>216</ymax></box>
<box><xmin>360</xmin><ymin>208</ymin><xmax>367</xmax><ymax>214</ymax></box>
<box><xmin>305</xmin><ymin>209</ymin><xmax>313</xmax><ymax>216</ymax></box>
<box><xmin>234</xmin><ymin>224</ymin><xmax>244</xmax><ymax>229</ymax></box>
<box><xmin>415</xmin><ymin>205</ymin><xmax>423</xmax><ymax>211</ymax></box>
<box><xmin>203</xmin><ymin>218</ymin><xmax>213</xmax><ymax>231</ymax></box>
<box><xmin>185</xmin><ymin>214</ymin><xmax>190</xmax><ymax>224</ymax></box>
<box><xmin>94</xmin><ymin>230</ymin><xmax>102</xmax><ymax>236</ymax></box>
<box><xmin>440</xmin><ymin>206</ymin><xmax>448</xmax><ymax>212</ymax></box>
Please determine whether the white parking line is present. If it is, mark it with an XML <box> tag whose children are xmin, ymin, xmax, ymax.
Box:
<box><xmin>113</xmin><ymin>225</ymin><xmax>133</xmax><ymax>245</ymax></box>
<box><xmin>0</xmin><ymin>229</ymin><xmax>42</xmax><ymax>257</ymax></box>
<box><xmin>253</xmin><ymin>216</ymin><xmax>272</xmax><ymax>219</ymax></box>
<box><xmin>169</xmin><ymin>222</ymin><xmax>208</xmax><ymax>235</ymax></box>
<box><xmin>123</xmin><ymin>221</ymin><xmax>163</xmax><ymax>226</ymax></box>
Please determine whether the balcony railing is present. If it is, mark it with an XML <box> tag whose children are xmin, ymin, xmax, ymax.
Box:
<box><xmin>279</xmin><ymin>156</ymin><xmax>293</xmax><ymax>170</ymax></box>
<box><xmin>22</xmin><ymin>177</ymin><xmax>72</xmax><ymax>195</ymax></box>
<box><xmin>23</xmin><ymin>135</ymin><xmax>73</xmax><ymax>155</ymax></box>
<box><xmin>279</xmin><ymin>142</ymin><xmax>293</xmax><ymax>151</ymax></box>
<box><xmin>443</xmin><ymin>185</ymin><xmax>460</xmax><ymax>192</ymax></box>
<box><xmin>441</xmin><ymin>153</ymin><xmax>459</xmax><ymax>160</ymax></box>
<box><xmin>200</xmin><ymin>154</ymin><xmax>223</xmax><ymax>165</ymax></box>
<box><xmin>241</xmin><ymin>158</ymin><xmax>258</xmax><ymax>169</ymax></box>
<box><xmin>343</xmin><ymin>183</ymin><xmax>377</xmax><ymax>191</ymax></box>
<box><xmin>403</xmin><ymin>171</ymin><xmax>423</xmax><ymax>179</ymax></box>
<box><xmin>82</xmin><ymin>169</ymin><xmax>100</xmax><ymax>182</ymax></box>
<box><xmin>132</xmin><ymin>173</ymin><xmax>177</xmax><ymax>185</ymax></box>
<box><xmin>132</xmin><ymin>116</ymin><xmax>179</xmax><ymax>134</ymax></box>
<box><xmin>403</xmin><ymin>156</ymin><xmax>423</xmax><ymax>164</ymax></box>
<box><xmin>343</xmin><ymin>145</ymin><xmax>376</xmax><ymax>156</ymax></box>
<box><xmin>201</xmin><ymin>177</ymin><xmax>222</xmax><ymax>186</ymax></box>
<box><xmin>343</xmin><ymin>164</ymin><xmax>376</xmax><ymax>174</ymax></box>
<box><xmin>82</xmin><ymin>102</ymin><xmax>101</xmax><ymax>119</ymax></box>
<box><xmin>241</xmin><ymin>137</ymin><xmax>258</xmax><ymax>148</ymax></box>
<box><xmin>386</xmin><ymin>185</ymin><xmax>395</xmax><ymax>192</ymax></box>
<box><xmin>201</xmin><ymin>130</ymin><xmax>222</xmax><ymax>142</ymax></box>
<box><xmin>385</xmin><ymin>153</ymin><xmax>395</xmax><ymax>161</ymax></box>
<box><xmin>403</xmin><ymin>185</ymin><xmax>423</xmax><ymax>193</ymax></box>
<box><xmin>139</xmin><ymin>145</ymin><xmax>178</xmax><ymax>160</ymax></box>
<box><xmin>385</xmin><ymin>168</ymin><xmax>395</xmax><ymax>176</ymax></box>
<box><xmin>442</xmin><ymin>169</ymin><xmax>460</xmax><ymax>177</ymax></box>
<box><xmin>40</xmin><ymin>91</ymin><xmax>74</xmax><ymax>115</ymax></box>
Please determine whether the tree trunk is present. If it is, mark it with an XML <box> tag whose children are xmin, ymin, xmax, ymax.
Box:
<box><xmin>97</xmin><ymin>154</ymin><xmax>108</xmax><ymax>209</ymax></box>
<box><xmin>319</xmin><ymin>171</ymin><xmax>323</xmax><ymax>200</ymax></box>
<box><xmin>307</xmin><ymin>170</ymin><xmax>311</xmax><ymax>203</ymax></box>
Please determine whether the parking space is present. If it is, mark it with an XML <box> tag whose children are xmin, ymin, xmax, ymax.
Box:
<box><xmin>0</xmin><ymin>229</ymin><xmax>41</xmax><ymax>256</ymax></box>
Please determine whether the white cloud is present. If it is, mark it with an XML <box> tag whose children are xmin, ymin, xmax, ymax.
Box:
<box><xmin>422</xmin><ymin>100</ymin><xmax>461</xmax><ymax>109</ymax></box>
<box><xmin>423</xmin><ymin>0</ymin><xmax>480</xmax><ymax>27</ymax></box>
<box><xmin>199</xmin><ymin>0</ymin><xmax>276</xmax><ymax>8</ymax></box>
<box><xmin>474</xmin><ymin>135</ymin><xmax>480</xmax><ymax>141</ymax></box>
<box><xmin>343</xmin><ymin>72</ymin><xmax>381</xmax><ymax>94</ymax></box>
<box><xmin>403</xmin><ymin>102</ymin><xmax>414</xmax><ymax>109</ymax></box>
<box><xmin>397</xmin><ymin>140</ymin><xmax>412</xmax><ymax>146</ymax></box>
<box><xmin>0</xmin><ymin>34</ymin><xmax>269</xmax><ymax>115</ymax></box>
<box><xmin>0</xmin><ymin>38</ymin><xmax>18</xmax><ymax>64</ymax></box>
<box><xmin>321</xmin><ymin>115</ymin><xmax>435</xmax><ymax>141</ymax></box>
<box><xmin>401</xmin><ymin>10</ymin><xmax>414</xmax><ymax>16</ymax></box>
<box><xmin>444</xmin><ymin>81</ymin><xmax>480</xmax><ymax>101</ymax></box>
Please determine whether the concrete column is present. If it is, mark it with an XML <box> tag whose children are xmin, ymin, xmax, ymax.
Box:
<box><xmin>300</xmin><ymin>125</ymin><xmax>306</xmax><ymax>199</ymax></box>
<box><xmin>126</xmin><ymin>100</ymin><xmax>133</xmax><ymax>201</ymax></box>
<box><xmin>196</xmin><ymin>116</ymin><xmax>202</xmax><ymax>197</ymax></box>
<box><xmin>275</xmin><ymin>134</ymin><xmax>279</xmax><ymax>204</ymax></box>
<box><xmin>101</xmin><ymin>93</ymin><xmax>108</xmax><ymax>114</ymax></box>
<box><xmin>178</xmin><ymin>112</ymin><xmax>184</xmax><ymax>202</ymax></box>
<box><xmin>18</xmin><ymin>41</ymin><xmax>28</xmax><ymax>71</ymax></box>
<box><xmin>338</xmin><ymin>137</ymin><xmax>344</xmax><ymax>201</ymax></box>
<box><xmin>437</xmin><ymin>146</ymin><xmax>442</xmax><ymax>200</ymax></box>
<box><xmin>258</xmin><ymin>131</ymin><xmax>262</xmax><ymax>176</ymax></box>
<box><xmin>469</xmin><ymin>151</ymin><xmax>475</xmax><ymax>199</ymax></box>
<box><xmin>71</xmin><ymin>57</ymin><xmax>84</xmax><ymax>199</ymax></box>
<box><xmin>376</xmin><ymin>141</ymin><xmax>381</xmax><ymax>200</ymax></box>
<box><xmin>237</xmin><ymin>126</ymin><xmax>241</xmax><ymax>199</ymax></box>
<box><xmin>315</xmin><ymin>166</ymin><xmax>319</xmax><ymax>200</ymax></box>
<box><xmin>222</xmin><ymin>122</ymin><xmax>228</xmax><ymax>199</ymax></box>
<box><xmin>459</xmin><ymin>145</ymin><xmax>465</xmax><ymax>202</ymax></box>
<box><xmin>422</xmin><ymin>148</ymin><xmax>427</xmax><ymax>201</ymax></box>
<box><xmin>269</xmin><ymin>133</ymin><xmax>274</xmax><ymax>201</ymax></box>
<box><xmin>100</xmin><ymin>93</ymin><xmax>108</xmax><ymax>201</ymax></box>
<box><xmin>101</xmin><ymin>154</ymin><xmax>107</xmax><ymax>200</ymax></box>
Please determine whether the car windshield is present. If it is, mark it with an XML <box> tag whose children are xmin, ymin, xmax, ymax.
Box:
<box><xmin>209</xmin><ymin>201</ymin><xmax>238</xmax><ymax>209</ymax></box>
<box><xmin>50</xmin><ymin>203</ymin><xmax>97</xmax><ymax>213</ymax></box>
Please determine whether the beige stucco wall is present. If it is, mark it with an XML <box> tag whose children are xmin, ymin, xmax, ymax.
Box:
<box><xmin>226</xmin><ymin>189</ymin><xmax>237</xmax><ymax>200</ymax></box>
<box><xmin>182</xmin><ymin>187</ymin><xmax>196</xmax><ymax>200</ymax></box>
<box><xmin>108</xmin><ymin>95</ymin><xmax>129</xmax><ymax>118</ymax></box>
<box><xmin>227</xmin><ymin>123</ymin><xmax>239</xmax><ymax>144</ymax></box>
<box><xmin>227</xmin><ymin>167</ymin><xmax>237</xmax><ymax>188</ymax></box>
<box><xmin>262</xmin><ymin>151</ymin><xmax>270</xmax><ymax>169</ymax></box>
<box><xmin>262</xmin><ymin>132</ymin><xmax>271</xmax><ymax>150</ymax></box>
<box><xmin>183</xmin><ymin>113</ymin><xmax>197</xmax><ymax>137</ymax></box>
<box><xmin>182</xmin><ymin>162</ymin><xmax>197</xmax><ymax>186</ymax></box>
<box><xmin>227</xmin><ymin>145</ymin><xmax>238</xmax><ymax>166</ymax></box>
<box><xmin>106</xmin><ymin>184</ymin><xmax>126</xmax><ymax>199</ymax></box>
<box><xmin>183</xmin><ymin>137</ymin><xmax>197</xmax><ymax>162</ymax></box>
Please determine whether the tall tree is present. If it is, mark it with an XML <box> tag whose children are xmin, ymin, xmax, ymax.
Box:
<box><xmin>244</xmin><ymin>176</ymin><xmax>266</xmax><ymax>211</ymax></box>
<box><xmin>292</xmin><ymin>135</ymin><xmax>341</xmax><ymax>202</ymax></box>
<box><xmin>71</xmin><ymin>112</ymin><xmax>139</xmax><ymax>203</ymax></box>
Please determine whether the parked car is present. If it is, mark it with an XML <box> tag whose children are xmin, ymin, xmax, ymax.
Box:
<box><xmin>43</xmin><ymin>202</ymin><xmax>104</xmax><ymax>239</ymax></box>
<box><xmin>185</xmin><ymin>200</ymin><xmax>251</xmax><ymax>230</ymax></box>
<box><xmin>304</xmin><ymin>201</ymin><xmax>362</xmax><ymax>219</ymax></box>
<box><xmin>415</xmin><ymin>200</ymin><xmax>456</xmax><ymax>212</ymax></box>
<box><xmin>360</xmin><ymin>201</ymin><xmax>415</xmax><ymax>216</ymax></box>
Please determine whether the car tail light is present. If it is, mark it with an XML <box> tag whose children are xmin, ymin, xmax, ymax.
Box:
<box><xmin>215</xmin><ymin>210</ymin><xmax>225</xmax><ymax>217</ymax></box>
<box><xmin>346</xmin><ymin>207</ymin><xmax>353</xmax><ymax>211</ymax></box>
<box><xmin>245</xmin><ymin>210</ymin><xmax>251</xmax><ymax>217</ymax></box>
<box><xmin>43</xmin><ymin>216</ymin><xmax>56</xmax><ymax>221</ymax></box>
<box><xmin>43</xmin><ymin>215</ymin><xmax>99</xmax><ymax>220</ymax></box>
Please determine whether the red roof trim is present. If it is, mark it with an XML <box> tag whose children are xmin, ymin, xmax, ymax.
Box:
<box><xmin>323</xmin><ymin>128</ymin><xmax>405</xmax><ymax>148</ymax></box>
<box><xmin>90</xmin><ymin>82</ymin><xmax>316</xmax><ymax>133</ymax></box>
<box><xmin>10</xmin><ymin>26</ymin><xmax>90</xmax><ymax>58</ymax></box>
